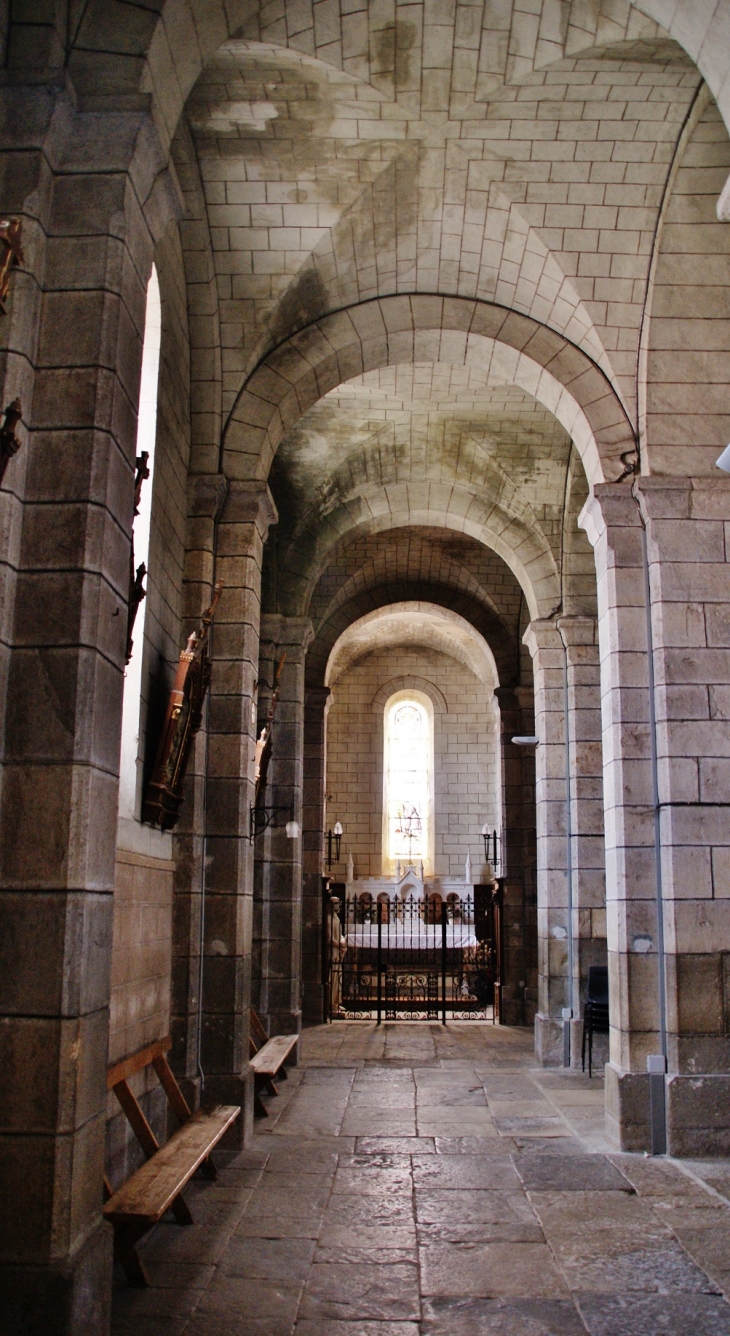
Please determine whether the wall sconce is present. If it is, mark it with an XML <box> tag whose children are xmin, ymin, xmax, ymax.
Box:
<box><xmin>481</xmin><ymin>824</ymin><xmax>500</xmax><ymax>868</ymax></box>
<box><xmin>249</xmin><ymin>803</ymin><xmax>294</xmax><ymax>840</ymax></box>
<box><xmin>286</xmin><ymin>821</ymin><xmax>300</xmax><ymax>840</ymax></box>
<box><xmin>326</xmin><ymin>821</ymin><xmax>343</xmax><ymax>869</ymax></box>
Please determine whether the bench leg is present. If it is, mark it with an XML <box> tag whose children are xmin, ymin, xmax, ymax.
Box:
<box><xmin>172</xmin><ymin>1194</ymin><xmax>194</xmax><ymax>1226</ymax></box>
<box><xmin>200</xmin><ymin>1155</ymin><xmax>218</xmax><ymax>1181</ymax></box>
<box><xmin>264</xmin><ymin>1076</ymin><xmax>279</xmax><ymax>1098</ymax></box>
<box><xmin>114</xmin><ymin>1224</ymin><xmax>151</xmax><ymax>1288</ymax></box>
<box><xmin>277</xmin><ymin>1064</ymin><xmax>289</xmax><ymax>1081</ymax></box>
<box><xmin>254</xmin><ymin>1079</ymin><xmax>269</xmax><ymax>1118</ymax></box>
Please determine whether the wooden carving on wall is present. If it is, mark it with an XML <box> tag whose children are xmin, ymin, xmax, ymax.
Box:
<box><xmin>0</xmin><ymin>398</ymin><xmax>22</xmax><ymax>486</ymax></box>
<box><xmin>252</xmin><ymin>652</ymin><xmax>286</xmax><ymax>812</ymax></box>
<box><xmin>142</xmin><ymin>581</ymin><xmax>223</xmax><ymax>830</ymax></box>
<box><xmin>0</xmin><ymin>218</ymin><xmax>23</xmax><ymax>314</ymax></box>
<box><xmin>125</xmin><ymin>451</ymin><xmax>150</xmax><ymax>664</ymax></box>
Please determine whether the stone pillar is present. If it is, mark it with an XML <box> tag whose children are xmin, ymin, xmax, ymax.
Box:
<box><xmin>254</xmin><ymin>615</ymin><xmax>313</xmax><ymax>1039</ymax></box>
<box><xmin>170</xmin><ymin>474</ymin><xmax>227</xmax><ymax>1105</ymax></box>
<box><xmin>494</xmin><ymin>686</ymin><xmax>537</xmax><ymax>1026</ymax></box>
<box><xmin>302</xmin><ymin>685</ymin><xmax>331</xmax><ymax>1025</ymax></box>
<box><xmin>198</xmin><ymin>481</ymin><xmax>276</xmax><ymax>1146</ymax></box>
<box><xmin>0</xmin><ymin>113</ymin><xmax>171</xmax><ymax>1329</ymax></box>
<box><xmin>523</xmin><ymin>620</ymin><xmax>571</xmax><ymax>1063</ymax></box>
<box><xmin>524</xmin><ymin>616</ymin><xmax>607</xmax><ymax>1067</ymax></box>
<box><xmin>583</xmin><ymin>476</ymin><xmax>730</xmax><ymax>1154</ymax></box>
<box><xmin>557</xmin><ymin>615</ymin><xmax>607</xmax><ymax>1066</ymax></box>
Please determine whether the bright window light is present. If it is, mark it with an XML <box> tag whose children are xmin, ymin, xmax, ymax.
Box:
<box><xmin>118</xmin><ymin>265</ymin><xmax>161</xmax><ymax>824</ymax></box>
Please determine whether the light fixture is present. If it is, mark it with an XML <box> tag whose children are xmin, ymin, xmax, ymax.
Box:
<box><xmin>511</xmin><ymin>735</ymin><xmax>539</xmax><ymax>745</ymax></box>
<box><xmin>326</xmin><ymin>820</ymin><xmax>344</xmax><ymax>869</ymax></box>
<box><xmin>481</xmin><ymin>824</ymin><xmax>500</xmax><ymax>868</ymax></box>
<box><xmin>717</xmin><ymin>444</ymin><xmax>730</xmax><ymax>472</ymax></box>
<box><xmin>249</xmin><ymin>803</ymin><xmax>294</xmax><ymax>841</ymax></box>
<box><xmin>286</xmin><ymin>821</ymin><xmax>300</xmax><ymax>840</ymax></box>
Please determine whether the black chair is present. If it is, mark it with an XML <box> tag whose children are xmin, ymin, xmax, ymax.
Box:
<box><xmin>581</xmin><ymin>965</ymin><xmax>609</xmax><ymax>1078</ymax></box>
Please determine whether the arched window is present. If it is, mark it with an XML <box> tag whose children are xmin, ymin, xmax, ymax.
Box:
<box><xmin>118</xmin><ymin>265</ymin><xmax>161</xmax><ymax>831</ymax></box>
<box><xmin>382</xmin><ymin>690</ymin><xmax>434</xmax><ymax>876</ymax></box>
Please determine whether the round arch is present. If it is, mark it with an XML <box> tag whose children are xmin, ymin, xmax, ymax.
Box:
<box><xmin>222</xmin><ymin>296</ymin><xmax>635</xmax><ymax>489</ymax></box>
<box><xmin>325</xmin><ymin>604</ymin><xmax>500</xmax><ymax>694</ymax></box>
<box><xmin>306</xmin><ymin>581</ymin><xmax>518</xmax><ymax>689</ymax></box>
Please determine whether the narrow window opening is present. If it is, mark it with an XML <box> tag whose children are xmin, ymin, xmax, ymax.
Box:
<box><xmin>382</xmin><ymin>690</ymin><xmax>434</xmax><ymax>876</ymax></box>
<box><xmin>118</xmin><ymin>264</ymin><xmax>161</xmax><ymax>828</ymax></box>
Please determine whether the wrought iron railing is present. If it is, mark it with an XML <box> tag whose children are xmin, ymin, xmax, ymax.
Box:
<box><xmin>326</xmin><ymin>892</ymin><xmax>497</xmax><ymax>1022</ymax></box>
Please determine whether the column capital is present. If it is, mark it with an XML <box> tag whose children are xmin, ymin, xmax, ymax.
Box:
<box><xmin>578</xmin><ymin>481</ymin><xmax>642</xmax><ymax>548</ymax></box>
<box><xmin>305</xmin><ymin>685</ymin><xmax>332</xmax><ymax>713</ymax></box>
<box><xmin>260</xmin><ymin>614</ymin><xmax>314</xmax><ymax>659</ymax></box>
<box><xmin>556</xmin><ymin>614</ymin><xmax>598</xmax><ymax>654</ymax></box>
<box><xmin>522</xmin><ymin>617</ymin><xmax>563</xmax><ymax>661</ymax></box>
<box><xmin>220</xmin><ymin>480</ymin><xmax>278</xmax><ymax>535</ymax></box>
<box><xmin>187</xmin><ymin>472</ymin><xmax>229</xmax><ymax>521</ymax></box>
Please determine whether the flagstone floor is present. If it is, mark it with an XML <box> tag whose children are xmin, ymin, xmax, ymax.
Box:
<box><xmin>112</xmin><ymin>1022</ymin><xmax>730</xmax><ymax>1335</ymax></box>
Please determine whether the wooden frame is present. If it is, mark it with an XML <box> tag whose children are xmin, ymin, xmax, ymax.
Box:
<box><xmin>142</xmin><ymin>582</ymin><xmax>222</xmax><ymax>829</ymax></box>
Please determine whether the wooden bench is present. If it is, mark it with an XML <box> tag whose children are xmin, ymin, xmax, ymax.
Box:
<box><xmin>103</xmin><ymin>1037</ymin><xmax>240</xmax><ymax>1286</ymax></box>
<box><xmin>249</xmin><ymin>1008</ymin><xmax>299</xmax><ymax>1117</ymax></box>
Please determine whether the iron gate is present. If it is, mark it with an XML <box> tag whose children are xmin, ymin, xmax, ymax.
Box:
<box><xmin>324</xmin><ymin>889</ymin><xmax>497</xmax><ymax>1022</ymax></box>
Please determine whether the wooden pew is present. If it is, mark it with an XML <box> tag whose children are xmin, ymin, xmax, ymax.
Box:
<box><xmin>104</xmin><ymin>1037</ymin><xmax>239</xmax><ymax>1286</ymax></box>
<box><xmin>248</xmin><ymin>1008</ymin><xmax>299</xmax><ymax>1117</ymax></box>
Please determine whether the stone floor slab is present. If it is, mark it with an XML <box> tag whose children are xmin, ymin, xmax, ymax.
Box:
<box><xmin>575</xmin><ymin>1292</ymin><xmax>730</xmax><ymax>1334</ymax></box>
<box><xmin>513</xmin><ymin>1153</ymin><xmax>632</xmax><ymax>1192</ymax></box>
<box><xmin>299</xmin><ymin>1261</ymin><xmax>420</xmax><ymax>1322</ymax></box>
<box><xmin>421</xmin><ymin>1295</ymin><xmax>588</xmax><ymax>1334</ymax></box>
<box><xmin>419</xmin><ymin>1240</ymin><xmax>572</xmax><ymax>1298</ymax></box>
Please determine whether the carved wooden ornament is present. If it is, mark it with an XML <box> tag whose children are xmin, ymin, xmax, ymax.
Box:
<box><xmin>142</xmin><ymin>582</ymin><xmax>223</xmax><ymax>829</ymax></box>
<box><xmin>0</xmin><ymin>218</ymin><xmax>23</xmax><ymax>314</ymax></box>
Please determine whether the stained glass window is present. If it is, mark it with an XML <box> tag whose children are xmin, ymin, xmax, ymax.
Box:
<box><xmin>383</xmin><ymin>693</ymin><xmax>433</xmax><ymax>873</ymax></box>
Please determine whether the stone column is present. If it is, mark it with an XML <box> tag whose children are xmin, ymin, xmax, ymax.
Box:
<box><xmin>198</xmin><ymin>481</ymin><xmax>276</xmax><ymax>1146</ymax></box>
<box><xmin>493</xmin><ymin>686</ymin><xmax>537</xmax><ymax>1026</ymax></box>
<box><xmin>583</xmin><ymin>476</ymin><xmax>730</xmax><ymax>1154</ymax></box>
<box><xmin>254</xmin><ymin>615</ymin><xmax>313</xmax><ymax>1039</ymax></box>
<box><xmin>523</xmin><ymin>620</ymin><xmax>571</xmax><ymax>1063</ymax></box>
<box><xmin>524</xmin><ymin>616</ymin><xmax>607</xmax><ymax>1067</ymax></box>
<box><xmin>302</xmin><ymin>685</ymin><xmax>331</xmax><ymax>1025</ymax></box>
<box><xmin>169</xmin><ymin>473</ymin><xmax>227</xmax><ymax>1104</ymax></box>
<box><xmin>0</xmin><ymin>113</ymin><xmax>173</xmax><ymax>1329</ymax></box>
<box><xmin>557</xmin><ymin>615</ymin><xmax>607</xmax><ymax>1066</ymax></box>
<box><xmin>580</xmin><ymin>485</ymin><xmax>657</xmax><ymax>1146</ymax></box>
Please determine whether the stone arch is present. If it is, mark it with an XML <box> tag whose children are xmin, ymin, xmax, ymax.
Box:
<box><xmin>306</xmin><ymin>581</ymin><xmax>517</xmax><ymax>689</ymax></box>
<box><xmin>639</xmin><ymin>90</ymin><xmax>730</xmax><ymax>476</ymax></box>
<box><xmin>370</xmin><ymin>676</ymin><xmax>448</xmax><ymax>716</ymax></box>
<box><xmin>326</xmin><ymin>604</ymin><xmax>500</xmax><ymax>693</ymax></box>
<box><xmin>222</xmin><ymin>296</ymin><xmax>635</xmax><ymax>489</ymax></box>
<box><xmin>283</xmin><ymin>483</ymin><xmax>560</xmax><ymax>625</ymax></box>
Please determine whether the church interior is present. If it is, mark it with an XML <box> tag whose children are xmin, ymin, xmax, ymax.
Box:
<box><xmin>5</xmin><ymin>2</ymin><xmax>730</xmax><ymax>1332</ymax></box>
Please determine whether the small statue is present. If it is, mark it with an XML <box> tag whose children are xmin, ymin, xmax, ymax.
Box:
<box><xmin>125</xmin><ymin>453</ymin><xmax>151</xmax><ymax>664</ymax></box>
<box><xmin>0</xmin><ymin>398</ymin><xmax>22</xmax><ymax>486</ymax></box>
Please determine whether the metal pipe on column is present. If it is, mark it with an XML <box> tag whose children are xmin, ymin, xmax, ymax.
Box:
<box><xmin>634</xmin><ymin>484</ymin><xmax>668</xmax><ymax>1154</ymax></box>
<box><xmin>559</xmin><ymin>631</ymin><xmax>574</xmax><ymax>1068</ymax></box>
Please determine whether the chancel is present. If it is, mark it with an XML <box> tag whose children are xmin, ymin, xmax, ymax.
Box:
<box><xmin>4</xmin><ymin>4</ymin><xmax>730</xmax><ymax>1333</ymax></box>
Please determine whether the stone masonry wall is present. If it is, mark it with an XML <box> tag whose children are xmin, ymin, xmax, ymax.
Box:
<box><xmin>325</xmin><ymin>646</ymin><xmax>499</xmax><ymax>881</ymax></box>
<box><xmin>106</xmin><ymin>851</ymin><xmax>175</xmax><ymax>1187</ymax></box>
<box><xmin>108</xmin><ymin>224</ymin><xmax>192</xmax><ymax>1181</ymax></box>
